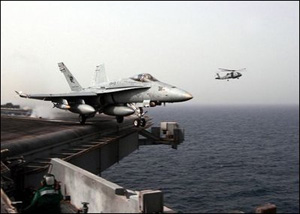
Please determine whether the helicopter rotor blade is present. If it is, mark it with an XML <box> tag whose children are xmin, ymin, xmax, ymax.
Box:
<box><xmin>236</xmin><ymin>68</ymin><xmax>246</xmax><ymax>72</ymax></box>
<box><xmin>218</xmin><ymin>68</ymin><xmax>246</xmax><ymax>72</ymax></box>
<box><xmin>218</xmin><ymin>68</ymin><xmax>235</xmax><ymax>72</ymax></box>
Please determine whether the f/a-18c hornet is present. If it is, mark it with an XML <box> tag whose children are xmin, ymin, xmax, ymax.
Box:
<box><xmin>16</xmin><ymin>62</ymin><xmax>193</xmax><ymax>127</ymax></box>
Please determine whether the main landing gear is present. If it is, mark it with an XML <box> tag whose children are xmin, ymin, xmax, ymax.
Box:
<box><xmin>116</xmin><ymin>116</ymin><xmax>124</xmax><ymax>123</ymax></box>
<box><xmin>79</xmin><ymin>113</ymin><xmax>96</xmax><ymax>125</ymax></box>
<box><xmin>79</xmin><ymin>114</ymin><xmax>87</xmax><ymax>125</ymax></box>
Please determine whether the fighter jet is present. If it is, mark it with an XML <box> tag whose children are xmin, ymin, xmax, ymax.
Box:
<box><xmin>16</xmin><ymin>62</ymin><xmax>193</xmax><ymax>126</ymax></box>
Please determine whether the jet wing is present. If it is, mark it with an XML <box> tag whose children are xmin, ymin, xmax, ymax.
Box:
<box><xmin>15</xmin><ymin>85</ymin><xmax>150</xmax><ymax>101</ymax></box>
<box><xmin>218</xmin><ymin>68</ymin><xmax>235</xmax><ymax>72</ymax></box>
<box><xmin>15</xmin><ymin>91</ymin><xmax>98</xmax><ymax>101</ymax></box>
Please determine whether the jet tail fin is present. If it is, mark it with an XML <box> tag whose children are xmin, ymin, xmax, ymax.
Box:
<box><xmin>58</xmin><ymin>62</ymin><xmax>83</xmax><ymax>91</ymax></box>
<box><xmin>91</xmin><ymin>64</ymin><xmax>108</xmax><ymax>86</ymax></box>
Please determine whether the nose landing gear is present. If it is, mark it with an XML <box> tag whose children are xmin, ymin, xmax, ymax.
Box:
<box><xmin>127</xmin><ymin>104</ymin><xmax>147</xmax><ymax>127</ymax></box>
<box><xmin>133</xmin><ymin>107</ymin><xmax>147</xmax><ymax>127</ymax></box>
<box><xmin>133</xmin><ymin>117</ymin><xmax>146</xmax><ymax>127</ymax></box>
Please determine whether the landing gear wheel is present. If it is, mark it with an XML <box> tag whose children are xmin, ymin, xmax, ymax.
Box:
<box><xmin>140</xmin><ymin>118</ymin><xmax>146</xmax><ymax>127</ymax></box>
<box><xmin>133</xmin><ymin>119</ymin><xmax>140</xmax><ymax>127</ymax></box>
<box><xmin>116</xmin><ymin>116</ymin><xmax>124</xmax><ymax>123</ymax></box>
<box><xmin>79</xmin><ymin>115</ymin><xmax>86</xmax><ymax>125</ymax></box>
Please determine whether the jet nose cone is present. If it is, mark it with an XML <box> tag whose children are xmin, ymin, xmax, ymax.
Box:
<box><xmin>184</xmin><ymin>92</ymin><xmax>193</xmax><ymax>101</ymax></box>
<box><xmin>174</xmin><ymin>89</ymin><xmax>193</xmax><ymax>102</ymax></box>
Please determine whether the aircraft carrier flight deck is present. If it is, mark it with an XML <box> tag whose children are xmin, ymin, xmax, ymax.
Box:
<box><xmin>1</xmin><ymin>107</ymin><xmax>184</xmax><ymax>213</ymax></box>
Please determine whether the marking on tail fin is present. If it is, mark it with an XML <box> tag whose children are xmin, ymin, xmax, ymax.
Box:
<box><xmin>69</xmin><ymin>75</ymin><xmax>75</xmax><ymax>83</ymax></box>
<box><xmin>58</xmin><ymin>62</ymin><xmax>82</xmax><ymax>91</ymax></box>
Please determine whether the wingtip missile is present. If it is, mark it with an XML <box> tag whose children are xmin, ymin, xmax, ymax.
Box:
<box><xmin>15</xmin><ymin>91</ymin><xmax>28</xmax><ymax>98</ymax></box>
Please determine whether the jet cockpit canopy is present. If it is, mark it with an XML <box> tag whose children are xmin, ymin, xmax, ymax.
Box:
<box><xmin>130</xmin><ymin>73</ymin><xmax>158</xmax><ymax>82</ymax></box>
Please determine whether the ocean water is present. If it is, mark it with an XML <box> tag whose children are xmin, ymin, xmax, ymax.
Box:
<box><xmin>101</xmin><ymin>105</ymin><xmax>299</xmax><ymax>213</ymax></box>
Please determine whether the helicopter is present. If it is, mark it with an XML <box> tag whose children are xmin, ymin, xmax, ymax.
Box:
<box><xmin>215</xmin><ymin>68</ymin><xmax>246</xmax><ymax>81</ymax></box>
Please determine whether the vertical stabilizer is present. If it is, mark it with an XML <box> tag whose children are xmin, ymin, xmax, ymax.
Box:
<box><xmin>91</xmin><ymin>64</ymin><xmax>108</xmax><ymax>86</ymax></box>
<box><xmin>58</xmin><ymin>62</ymin><xmax>83</xmax><ymax>91</ymax></box>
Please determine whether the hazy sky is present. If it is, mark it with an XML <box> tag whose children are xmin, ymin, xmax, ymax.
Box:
<box><xmin>1</xmin><ymin>1</ymin><xmax>299</xmax><ymax>107</ymax></box>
